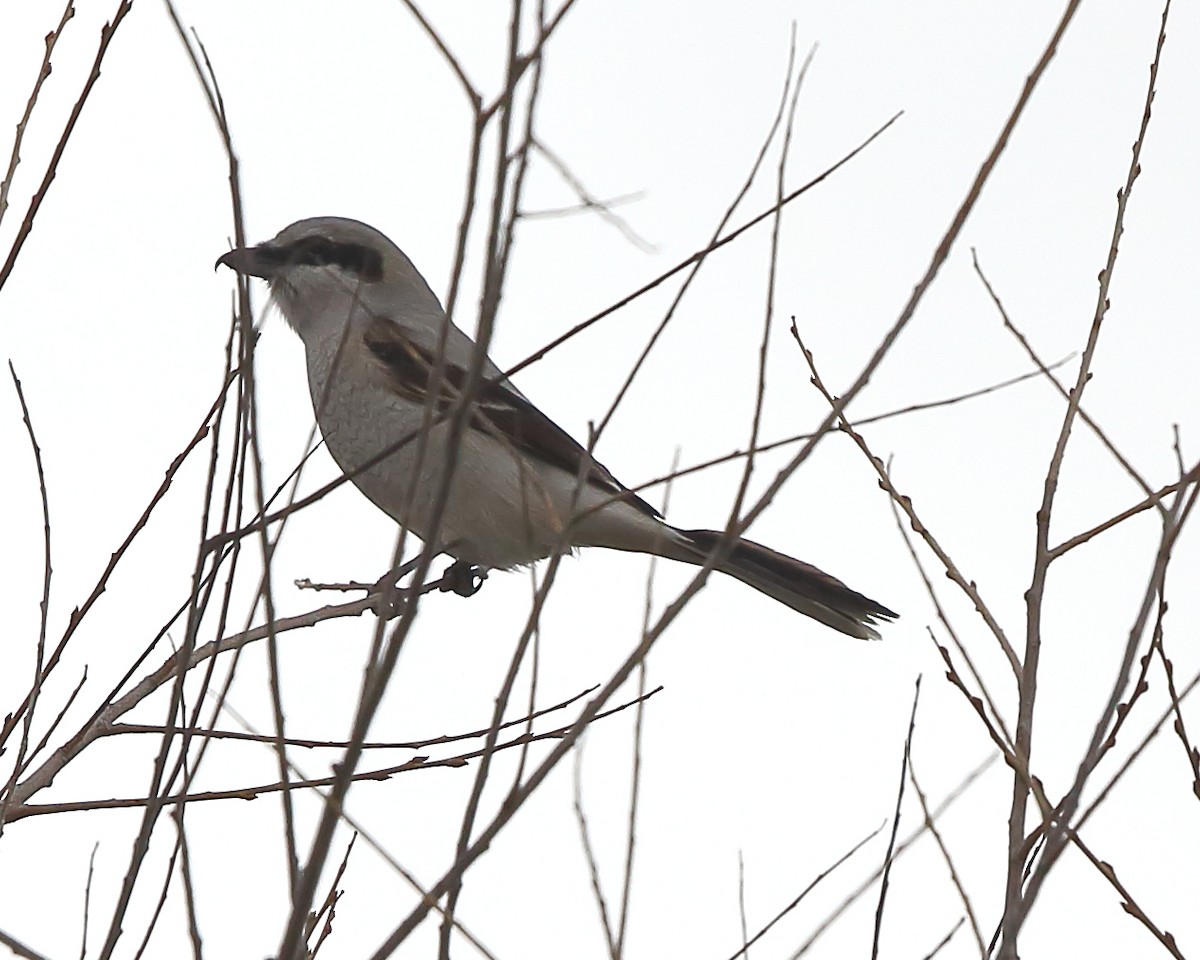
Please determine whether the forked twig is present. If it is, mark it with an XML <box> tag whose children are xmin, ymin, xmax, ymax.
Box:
<box><xmin>0</xmin><ymin>365</ymin><xmax>53</xmax><ymax>832</ymax></box>
<box><xmin>1002</xmin><ymin>6</ymin><xmax>1179</xmax><ymax>950</ymax></box>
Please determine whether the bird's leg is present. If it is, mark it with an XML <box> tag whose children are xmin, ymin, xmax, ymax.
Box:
<box><xmin>439</xmin><ymin>560</ymin><xmax>489</xmax><ymax>597</ymax></box>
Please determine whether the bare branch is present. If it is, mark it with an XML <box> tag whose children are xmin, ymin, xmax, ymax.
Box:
<box><xmin>725</xmin><ymin>825</ymin><xmax>883</xmax><ymax>960</ymax></box>
<box><xmin>871</xmin><ymin>677</ymin><xmax>921</xmax><ymax>960</ymax></box>
<box><xmin>0</xmin><ymin>363</ymin><xmax>54</xmax><ymax>833</ymax></box>
<box><xmin>0</xmin><ymin>0</ymin><xmax>75</xmax><ymax>227</ymax></box>
<box><xmin>508</xmin><ymin>109</ymin><xmax>900</xmax><ymax>381</ymax></box>
<box><xmin>0</xmin><ymin>0</ymin><xmax>134</xmax><ymax>295</ymax></box>
<box><xmin>909</xmin><ymin>761</ymin><xmax>984</xmax><ymax>954</ymax></box>
<box><xmin>1004</xmin><ymin>6</ymin><xmax>1180</xmax><ymax>947</ymax></box>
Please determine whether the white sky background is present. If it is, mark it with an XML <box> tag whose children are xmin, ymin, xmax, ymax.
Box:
<box><xmin>1</xmin><ymin>1</ymin><xmax>1198</xmax><ymax>959</ymax></box>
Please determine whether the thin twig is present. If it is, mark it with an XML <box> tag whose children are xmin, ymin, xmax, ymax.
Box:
<box><xmin>573</xmin><ymin>738</ymin><xmax>619</xmax><ymax>958</ymax></box>
<box><xmin>795</xmin><ymin>328</ymin><xmax>1020</xmax><ymax>676</ymax></box>
<box><xmin>436</xmin><ymin>9</ymin><xmax>546</xmax><ymax>956</ymax></box>
<box><xmin>1003</xmin><ymin>6</ymin><xmax>1177</xmax><ymax>950</ymax></box>
<box><xmin>0</xmin><ymin>364</ymin><xmax>53</xmax><ymax>833</ymax></box>
<box><xmin>507</xmin><ymin>109</ymin><xmax>900</xmax><ymax>381</ymax></box>
<box><xmin>615</xmin><ymin>453</ymin><xmax>679</xmax><ymax>956</ymax></box>
<box><xmin>1077</xmin><ymin>664</ymin><xmax>1200</xmax><ymax>829</ymax></box>
<box><xmin>308</xmin><ymin>834</ymin><xmax>358</xmax><ymax>958</ymax></box>
<box><xmin>370</xmin><ymin>1</ymin><xmax>1057</xmax><ymax>936</ymax></box>
<box><xmin>919</xmin><ymin>918</ymin><xmax>965</xmax><ymax>960</ymax></box>
<box><xmin>207</xmin><ymin>349</ymin><xmax>1077</xmax><ymax>551</ymax></box>
<box><xmin>0</xmin><ymin>0</ymin><xmax>135</xmax><ymax>295</ymax></box>
<box><xmin>972</xmin><ymin>250</ymin><xmax>1163</xmax><ymax>514</ymax></box>
<box><xmin>173</xmin><ymin>808</ymin><xmax>203</xmax><ymax>960</ymax></box>
<box><xmin>728</xmin><ymin>28</ymin><xmax>806</xmax><ymax>530</ymax></box>
<box><xmin>1152</xmin><ymin>627</ymin><xmax>1200</xmax><ymax>799</ymax></box>
<box><xmin>871</xmin><ymin>677</ymin><xmax>921</xmax><ymax>960</ymax></box>
<box><xmin>0</xmin><ymin>372</ymin><xmax>232</xmax><ymax>753</ymax></box>
<box><xmin>604</xmin><ymin>353</ymin><xmax>1077</xmax><ymax>513</ymax></box>
<box><xmin>908</xmin><ymin>761</ymin><xmax>984</xmax><ymax>954</ymax></box>
<box><xmin>0</xmin><ymin>929</ymin><xmax>53</xmax><ymax>960</ymax></box>
<box><xmin>396</xmin><ymin>0</ymin><xmax>480</xmax><ymax>105</ymax></box>
<box><xmin>884</xmin><ymin>467</ymin><xmax>1015</xmax><ymax>755</ymax></box>
<box><xmin>9</xmin><ymin>686</ymin><xmax>661</xmax><ymax>821</ymax></box>
<box><xmin>724</xmin><ymin>825</ymin><xmax>883</xmax><ymax>960</ymax></box>
<box><xmin>789</xmin><ymin>755</ymin><xmax>998</xmax><ymax>958</ymax></box>
<box><xmin>529</xmin><ymin>138</ymin><xmax>653</xmax><ymax>251</ymax></box>
<box><xmin>1068</xmin><ymin>830</ymin><xmax>1186</xmax><ymax>959</ymax></box>
<box><xmin>80</xmin><ymin>842</ymin><xmax>99</xmax><ymax>960</ymax></box>
<box><xmin>0</xmin><ymin>0</ymin><xmax>75</xmax><ymax>227</ymax></box>
<box><xmin>106</xmin><ymin>685</ymin><xmax>599</xmax><ymax>750</ymax></box>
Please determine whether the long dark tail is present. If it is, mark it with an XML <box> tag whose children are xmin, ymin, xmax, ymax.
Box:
<box><xmin>678</xmin><ymin>529</ymin><xmax>898</xmax><ymax>640</ymax></box>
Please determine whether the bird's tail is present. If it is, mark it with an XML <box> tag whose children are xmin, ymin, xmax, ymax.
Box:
<box><xmin>671</xmin><ymin>528</ymin><xmax>898</xmax><ymax>640</ymax></box>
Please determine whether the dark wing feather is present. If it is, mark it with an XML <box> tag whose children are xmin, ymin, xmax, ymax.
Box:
<box><xmin>362</xmin><ymin>316</ymin><xmax>661</xmax><ymax>520</ymax></box>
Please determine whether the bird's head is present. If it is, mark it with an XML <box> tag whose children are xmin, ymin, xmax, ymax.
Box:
<box><xmin>216</xmin><ymin>217</ymin><xmax>439</xmax><ymax>337</ymax></box>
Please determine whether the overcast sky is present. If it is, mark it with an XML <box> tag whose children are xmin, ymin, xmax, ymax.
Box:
<box><xmin>1</xmin><ymin>2</ymin><xmax>1198</xmax><ymax>959</ymax></box>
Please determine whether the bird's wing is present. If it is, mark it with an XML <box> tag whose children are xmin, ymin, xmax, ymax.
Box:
<box><xmin>362</xmin><ymin>315</ymin><xmax>662</xmax><ymax>521</ymax></box>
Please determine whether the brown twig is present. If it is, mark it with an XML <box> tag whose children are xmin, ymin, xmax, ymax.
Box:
<box><xmin>1077</xmin><ymin>663</ymin><xmax>1200</xmax><ymax>830</ymax></box>
<box><xmin>729</xmin><ymin>28</ymin><xmax>807</xmax><ymax>530</ymax></box>
<box><xmin>1003</xmin><ymin>6</ymin><xmax>1178</xmax><ymax>948</ymax></box>
<box><xmin>396</xmin><ymin>0</ymin><xmax>480</xmax><ymax>106</ymax></box>
<box><xmin>8</xmin><ymin>686</ymin><xmax>661</xmax><ymax>821</ymax></box>
<box><xmin>105</xmin><ymin>684</ymin><xmax>601</xmax><ymax>751</ymax></box>
<box><xmin>370</xmin><ymin>0</ymin><xmax>1061</xmax><ymax>937</ymax></box>
<box><xmin>435</xmin><ymin>11</ymin><xmax>551</xmax><ymax>956</ymax></box>
<box><xmin>795</xmin><ymin>327</ymin><xmax>1021</xmax><ymax>676</ymax></box>
<box><xmin>918</xmin><ymin>918</ymin><xmax>965</xmax><ymax>960</ymax></box>
<box><xmin>573</xmin><ymin>737</ymin><xmax>619</xmax><ymax>959</ymax></box>
<box><xmin>513</xmin><ymin>106</ymin><xmax>898</xmax><ymax>387</ymax></box>
<box><xmin>173</xmin><ymin>808</ymin><xmax>203</xmax><ymax>960</ymax></box>
<box><xmin>8</xmin><ymin>564</ymin><xmax>475</xmax><ymax>811</ymax></box>
<box><xmin>607</xmin><ymin>353</ymin><xmax>1077</xmax><ymax>511</ymax></box>
<box><xmin>725</xmin><ymin>824</ymin><xmax>884</xmax><ymax>960</ymax></box>
<box><xmin>0</xmin><ymin>364</ymin><xmax>54</xmax><ymax>833</ymax></box>
<box><xmin>790</xmin><ymin>754</ymin><xmax>998</xmax><ymax>958</ymax></box>
<box><xmin>80</xmin><ymin>842</ymin><xmax>99</xmax><ymax>960</ymax></box>
<box><xmin>1049</xmin><ymin>467</ymin><xmax>1200</xmax><ymax>560</ymax></box>
<box><xmin>0</xmin><ymin>0</ymin><xmax>75</xmax><ymax>227</ymax></box>
<box><xmin>0</xmin><ymin>372</ymin><xmax>232</xmax><ymax>753</ymax></box>
<box><xmin>884</xmin><ymin>465</ymin><xmax>1015</xmax><ymax>753</ymax></box>
<box><xmin>130</xmin><ymin>838</ymin><xmax>182</xmax><ymax>960</ymax></box>
<box><xmin>0</xmin><ymin>928</ymin><xmax>52</xmax><ymax>960</ymax></box>
<box><xmin>1152</xmin><ymin>624</ymin><xmax>1200</xmax><ymax>800</ymax></box>
<box><xmin>20</xmin><ymin>668</ymin><xmax>88</xmax><ymax>778</ymax></box>
<box><xmin>972</xmin><ymin>250</ymin><xmax>1163</xmax><ymax>513</ymax></box>
<box><xmin>0</xmin><ymin>0</ymin><xmax>134</xmax><ymax>295</ymax></box>
<box><xmin>307</xmin><ymin>834</ymin><xmax>357</xmax><ymax>959</ymax></box>
<box><xmin>1068</xmin><ymin>830</ymin><xmax>1186</xmax><ymax>959</ymax></box>
<box><xmin>871</xmin><ymin>677</ymin><xmax>921</xmax><ymax>960</ymax></box>
<box><xmin>207</xmin><ymin>347</ymin><xmax>1077</xmax><ymax>554</ymax></box>
<box><xmin>909</xmin><ymin>761</ymin><xmax>984</xmax><ymax>954</ymax></box>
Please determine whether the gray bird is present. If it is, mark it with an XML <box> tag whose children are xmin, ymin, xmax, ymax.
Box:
<box><xmin>217</xmin><ymin>217</ymin><xmax>897</xmax><ymax>639</ymax></box>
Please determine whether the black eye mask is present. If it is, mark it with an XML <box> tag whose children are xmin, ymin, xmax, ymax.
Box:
<box><xmin>265</xmin><ymin>236</ymin><xmax>384</xmax><ymax>282</ymax></box>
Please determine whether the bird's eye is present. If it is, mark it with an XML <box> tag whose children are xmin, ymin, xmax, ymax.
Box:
<box><xmin>283</xmin><ymin>237</ymin><xmax>384</xmax><ymax>282</ymax></box>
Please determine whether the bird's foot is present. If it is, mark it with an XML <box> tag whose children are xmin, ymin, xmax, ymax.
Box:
<box><xmin>439</xmin><ymin>560</ymin><xmax>488</xmax><ymax>597</ymax></box>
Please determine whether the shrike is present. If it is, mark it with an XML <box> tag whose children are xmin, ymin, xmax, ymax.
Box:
<box><xmin>217</xmin><ymin>217</ymin><xmax>896</xmax><ymax>639</ymax></box>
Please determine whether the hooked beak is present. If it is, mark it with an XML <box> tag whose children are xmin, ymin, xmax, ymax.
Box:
<box><xmin>215</xmin><ymin>244</ymin><xmax>275</xmax><ymax>278</ymax></box>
